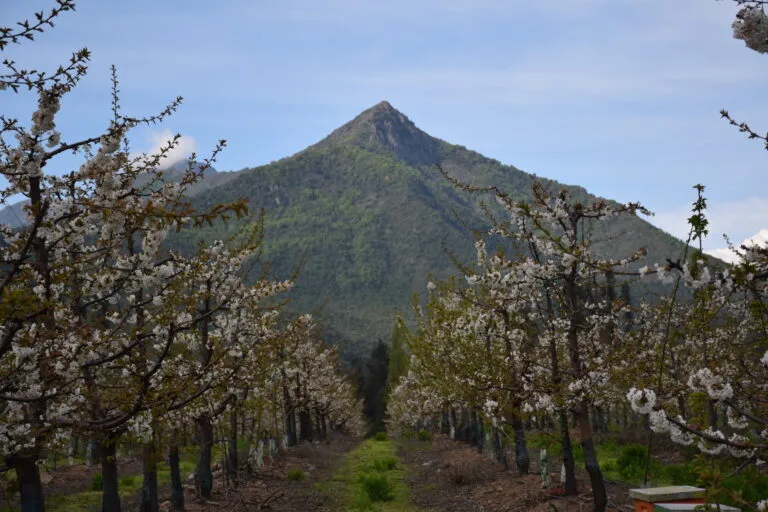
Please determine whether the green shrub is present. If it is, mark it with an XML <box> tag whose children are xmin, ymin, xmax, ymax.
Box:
<box><xmin>720</xmin><ymin>465</ymin><xmax>768</xmax><ymax>507</ymax></box>
<box><xmin>617</xmin><ymin>444</ymin><xmax>649</xmax><ymax>481</ymax></box>
<box><xmin>286</xmin><ymin>468</ymin><xmax>306</xmax><ymax>481</ymax></box>
<box><xmin>660</xmin><ymin>463</ymin><xmax>697</xmax><ymax>486</ymax></box>
<box><xmin>600</xmin><ymin>440</ymin><xmax>619</xmax><ymax>454</ymax></box>
<box><xmin>372</xmin><ymin>457</ymin><xmax>397</xmax><ymax>472</ymax></box>
<box><xmin>372</xmin><ymin>431</ymin><xmax>387</xmax><ymax>442</ymax></box>
<box><xmin>416</xmin><ymin>429</ymin><xmax>432</xmax><ymax>442</ymax></box>
<box><xmin>118</xmin><ymin>476</ymin><xmax>136</xmax><ymax>489</ymax></box>
<box><xmin>358</xmin><ymin>474</ymin><xmax>394</xmax><ymax>502</ymax></box>
<box><xmin>91</xmin><ymin>473</ymin><xmax>103</xmax><ymax>491</ymax></box>
<box><xmin>571</xmin><ymin>442</ymin><xmax>584</xmax><ymax>462</ymax></box>
<box><xmin>352</xmin><ymin>488</ymin><xmax>373</xmax><ymax>511</ymax></box>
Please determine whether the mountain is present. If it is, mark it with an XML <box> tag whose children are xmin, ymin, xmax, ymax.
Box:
<box><xmin>0</xmin><ymin>200</ymin><xmax>26</xmax><ymax>229</ymax></box>
<box><xmin>174</xmin><ymin>101</ymin><xmax>688</xmax><ymax>357</ymax></box>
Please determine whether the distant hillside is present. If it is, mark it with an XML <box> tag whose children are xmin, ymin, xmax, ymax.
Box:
<box><xmin>170</xmin><ymin>101</ymin><xmax>689</xmax><ymax>357</ymax></box>
<box><xmin>0</xmin><ymin>161</ymin><xmax>239</xmax><ymax>229</ymax></box>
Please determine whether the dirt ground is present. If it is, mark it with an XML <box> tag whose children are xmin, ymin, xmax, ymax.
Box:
<box><xmin>178</xmin><ymin>431</ymin><xmax>358</xmax><ymax>512</ymax></box>
<box><xmin>401</xmin><ymin>435</ymin><xmax>635</xmax><ymax>512</ymax></box>
<box><xmin>3</xmin><ymin>433</ymin><xmax>644</xmax><ymax>511</ymax></box>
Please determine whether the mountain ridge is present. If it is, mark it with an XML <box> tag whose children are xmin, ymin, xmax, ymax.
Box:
<box><xmin>166</xmin><ymin>101</ymin><xmax>689</xmax><ymax>356</ymax></box>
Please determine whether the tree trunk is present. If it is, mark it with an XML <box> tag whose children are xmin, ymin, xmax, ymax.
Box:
<box><xmin>70</xmin><ymin>436</ymin><xmax>80</xmax><ymax>461</ymax></box>
<box><xmin>321</xmin><ymin>414</ymin><xmax>328</xmax><ymax>439</ymax></box>
<box><xmin>476</xmin><ymin>413</ymin><xmax>484</xmax><ymax>454</ymax></box>
<box><xmin>101</xmin><ymin>439</ymin><xmax>121</xmax><ymax>512</ymax></box>
<box><xmin>299</xmin><ymin>409</ymin><xmax>313</xmax><ymax>442</ymax></box>
<box><xmin>168</xmin><ymin>438</ymin><xmax>184</xmax><ymax>512</ymax></box>
<box><xmin>283</xmin><ymin>384</ymin><xmax>297</xmax><ymax>447</ymax></box>
<box><xmin>9</xmin><ymin>453</ymin><xmax>45</xmax><ymax>512</ymax></box>
<box><xmin>229</xmin><ymin>408</ymin><xmax>239</xmax><ymax>488</ymax></box>
<box><xmin>196</xmin><ymin>414</ymin><xmax>214</xmax><ymax>499</ymax></box>
<box><xmin>89</xmin><ymin>438</ymin><xmax>101</xmax><ymax>466</ymax></box>
<box><xmin>139</xmin><ymin>441</ymin><xmax>159</xmax><ymax>512</ymax></box>
<box><xmin>469</xmin><ymin>409</ymin><xmax>479</xmax><ymax>448</ymax></box>
<box><xmin>579</xmin><ymin>402</ymin><xmax>607</xmax><ymax>512</ymax></box>
<box><xmin>493</xmin><ymin>426</ymin><xmax>507</xmax><ymax>469</ymax></box>
<box><xmin>595</xmin><ymin>407</ymin><xmax>607</xmax><ymax>433</ymax></box>
<box><xmin>560</xmin><ymin>410</ymin><xmax>578</xmax><ymax>495</ymax></box>
<box><xmin>564</xmin><ymin>267</ymin><xmax>606</xmax><ymax>511</ymax></box>
<box><xmin>512</xmin><ymin>415</ymin><xmax>530</xmax><ymax>474</ymax></box>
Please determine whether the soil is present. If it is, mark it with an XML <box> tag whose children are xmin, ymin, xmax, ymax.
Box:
<box><xmin>177</xmin><ymin>431</ymin><xmax>358</xmax><ymax>512</ymax></box>
<box><xmin>401</xmin><ymin>435</ymin><xmax>636</xmax><ymax>512</ymax></box>
<box><xmin>3</xmin><ymin>433</ymin><xmax>645</xmax><ymax>511</ymax></box>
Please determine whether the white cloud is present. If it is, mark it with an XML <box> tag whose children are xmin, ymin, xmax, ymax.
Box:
<box><xmin>705</xmin><ymin>229</ymin><xmax>768</xmax><ymax>264</ymax></box>
<box><xmin>652</xmin><ymin>197</ymin><xmax>768</xmax><ymax>254</ymax></box>
<box><xmin>133</xmin><ymin>129</ymin><xmax>196</xmax><ymax>169</ymax></box>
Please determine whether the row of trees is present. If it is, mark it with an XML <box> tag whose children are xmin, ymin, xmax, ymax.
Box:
<box><xmin>388</xmin><ymin>177</ymin><xmax>767</xmax><ymax>510</ymax></box>
<box><xmin>390</xmin><ymin>3</ymin><xmax>768</xmax><ymax>510</ymax></box>
<box><xmin>0</xmin><ymin>3</ymin><xmax>363</xmax><ymax>511</ymax></box>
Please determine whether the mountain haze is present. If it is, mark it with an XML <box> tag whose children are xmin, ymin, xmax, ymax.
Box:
<box><xmin>174</xmin><ymin>101</ymin><xmax>687</xmax><ymax>355</ymax></box>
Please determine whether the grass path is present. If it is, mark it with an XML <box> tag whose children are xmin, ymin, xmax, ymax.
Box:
<box><xmin>318</xmin><ymin>435</ymin><xmax>420</xmax><ymax>512</ymax></box>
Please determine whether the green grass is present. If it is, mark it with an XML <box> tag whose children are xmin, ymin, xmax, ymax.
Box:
<box><xmin>318</xmin><ymin>438</ymin><xmax>417</xmax><ymax>511</ymax></box>
<box><xmin>2</xmin><ymin>446</ymin><xmax>201</xmax><ymax>512</ymax></box>
<box><xmin>287</xmin><ymin>468</ymin><xmax>306</xmax><ymax>481</ymax></box>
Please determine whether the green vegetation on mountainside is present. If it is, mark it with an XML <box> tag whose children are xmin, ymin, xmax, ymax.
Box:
<box><xmin>168</xmin><ymin>101</ymin><xmax>689</xmax><ymax>357</ymax></box>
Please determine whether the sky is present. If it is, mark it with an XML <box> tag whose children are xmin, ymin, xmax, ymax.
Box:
<box><xmin>2</xmin><ymin>0</ymin><xmax>767</xmax><ymax>260</ymax></box>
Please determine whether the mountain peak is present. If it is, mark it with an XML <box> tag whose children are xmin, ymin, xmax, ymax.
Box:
<box><xmin>369</xmin><ymin>100</ymin><xmax>396</xmax><ymax>113</ymax></box>
<box><xmin>314</xmin><ymin>101</ymin><xmax>441</xmax><ymax>166</ymax></box>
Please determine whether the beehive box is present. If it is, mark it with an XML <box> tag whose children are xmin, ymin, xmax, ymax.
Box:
<box><xmin>654</xmin><ymin>504</ymin><xmax>740</xmax><ymax>511</ymax></box>
<box><xmin>629</xmin><ymin>486</ymin><xmax>706</xmax><ymax>512</ymax></box>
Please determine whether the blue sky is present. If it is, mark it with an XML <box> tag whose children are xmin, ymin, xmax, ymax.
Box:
<box><xmin>2</xmin><ymin>0</ymin><xmax>766</xmax><ymax>258</ymax></box>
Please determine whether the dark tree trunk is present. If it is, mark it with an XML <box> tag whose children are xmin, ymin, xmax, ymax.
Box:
<box><xmin>462</xmin><ymin>410</ymin><xmax>471</xmax><ymax>442</ymax></box>
<box><xmin>564</xmin><ymin>267</ymin><xmax>606</xmax><ymax>511</ymax></box>
<box><xmin>9</xmin><ymin>453</ymin><xmax>45</xmax><ymax>512</ymax></box>
<box><xmin>493</xmin><ymin>426</ymin><xmax>507</xmax><ymax>469</ymax></box>
<box><xmin>169</xmin><ymin>438</ymin><xmax>184</xmax><ymax>512</ymax></box>
<box><xmin>313</xmin><ymin>412</ymin><xmax>324</xmax><ymax>441</ymax></box>
<box><xmin>321</xmin><ymin>414</ymin><xmax>328</xmax><ymax>439</ymax></box>
<box><xmin>70</xmin><ymin>436</ymin><xmax>80</xmax><ymax>460</ymax></box>
<box><xmin>476</xmin><ymin>413</ymin><xmax>484</xmax><ymax>453</ymax></box>
<box><xmin>469</xmin><ymin>409</ymin><xmax>479</xmax><ymax>448</ymax></box>
<box><xmin>229</xmin><ymin>408</ymin><xmax>239</xmax><ymax>488</ymax></box>
<box><xmin>196</xmin><ymin>414</ymin><xmax>214</xmax><ymax>499</ymax></box>
<box><xmin>89</xmin><ymin>438</ymin><xmax>101</xmax><ymax>466</ymax></box>
<box><xmin>579</xmin><ymin>402</ymin><xmax>607</xmax><ymax>512</ymax></box>
<box><xmin>512</xmin><ymin>415</ymin><xmax>530</xmax><ymax>474</ymax></box>
<box><xmin>285</xmin><ymin>408</ymin><xmax>297</xmax><ymax>447</ymax></box>
<box><xmin>101</xmin><ymin>439</ymin><xmax>121</xmax><ymax>512</ymax></box>
<box><xmin>441</xmin><ymin>408</ymin><xmax>450</xmax><ymax>435</ymax></box>
<box><xmin>560</xmin><ymin>410</ymin><xmax>578</xmax><ymax>495</ymax></box>
<box><xmin>595</xmin><ymin>407</ymin><xmax>607</xmax><ymax>433</ymax></box>
<box><xmin>299</xmin><ymin>409</ymin><xmax>313</xmax><ymax>442</ymax></box>
<box><xmin>283</xmin><ymin>384</ymin><xmax>297</xmax><ymax>447</ymax></box>
<box><xmin>139</xmin><ymin>441</ymin><xmax>159</xmax><ymax>512</ymax></box>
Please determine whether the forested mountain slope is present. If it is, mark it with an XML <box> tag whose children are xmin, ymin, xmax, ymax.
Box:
<box><xmin>169</xmin><ymin>101</ymin><xmax>688</xmax><ymax>355</ymax></box>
